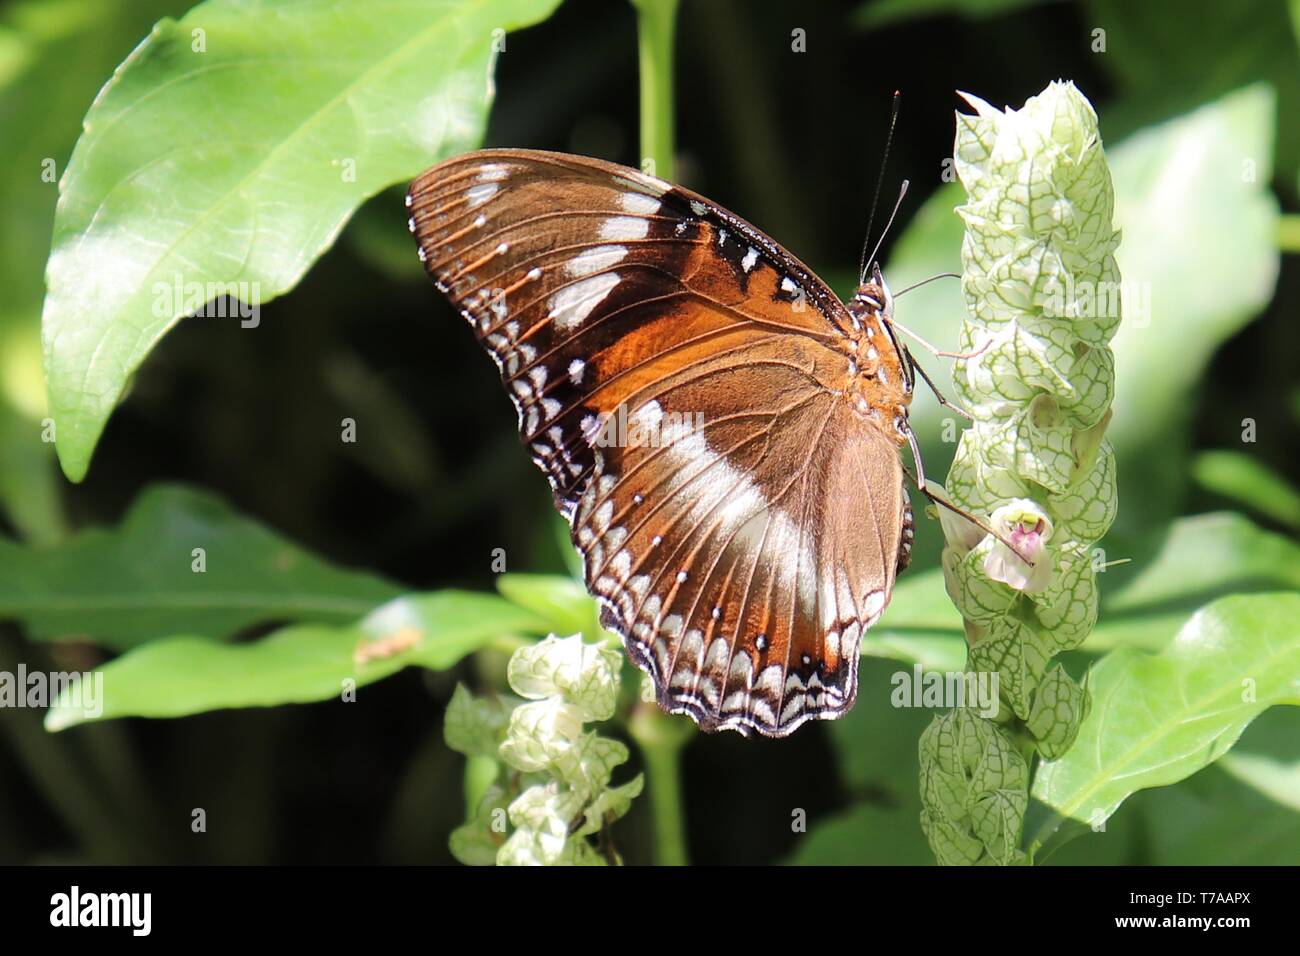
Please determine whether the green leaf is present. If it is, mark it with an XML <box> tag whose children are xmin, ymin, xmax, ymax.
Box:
<box><xmin>1104</xmin><ymin>84</ymin><xmax>1279</xmax><ymax>535</ymax></box>
<box><xmin>1029</xmin><ymin>592</ymin><xmax>1300</xmax><ymax>850</ymax></box>
<box><xmin>1135</xmin><ymin>708</ymin><xmax>1300</xmax><ymax>864</ymax></box>
<box><xmin>1089</xmin><ymin>512</ymin><xmax>1300</xmax><ymax>651</ymax></box>
<box><xmin>0</xmin><ymin>0</ymin><xmax>183</xmax><ymax>539</ymax></box>
<box><xmin>860</xmin><ymin>630</ymin><xmax>967</xmax><ymax>673</ymax></box>
<box><xmin>42</xmin><ymin>0</ymin><xmax>563</xmax><ymax>481</ymax></box>
<box><xmin>785</xmin><ymin>802</ymin><xmax>934</xmax><ymax>865</ymax></box>
<box><xmin>45</xmin><ymin>589</ymin><xmax>550</xmax><ymax>729</ymax></box>
<box><xmin>861</xmin><ymin>567</ymin><xmax>967</xmax><ymax>671</ymax></box>
<box><xmin>495</xmin><ymin>573</ymin><xmax>601</xmax><ymax>638</ymax></box>
<box><xmin>1192</xmin><ymin>449</ymin><xmax>1300</xmax><ymax>532</ymax></box>
<box><xmin>0</xmin><ymin>483</ymin><xmax>401</xmax><ymax>650</ymax></box>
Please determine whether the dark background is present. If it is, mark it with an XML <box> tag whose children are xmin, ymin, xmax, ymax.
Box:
<box><xmin>3</xmin><ymin>0</ymin><xmax>1297</xmax><ymax>865</ymax></box>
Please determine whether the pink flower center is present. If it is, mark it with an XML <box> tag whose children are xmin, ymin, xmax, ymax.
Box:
<box><xmin>1008</xmin><ymin>518</ymin><xmax>1047</xmax><ymax>561</ymax></box>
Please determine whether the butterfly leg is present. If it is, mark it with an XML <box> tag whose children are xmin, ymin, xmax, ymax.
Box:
<box><xmin>885</xmin><ymin>315</ymin><xmax>992</xmax><ymax>361</ymax></box>
<box><xmin>900</xmin><ymin>425</ymin><xmax>1035</xmax><ymax>566</ymax></box>
<box><xmin>907</xmin><ymin>348</ymin><xmax>973</xmax><ymax>421</ymax></box>
<box><xmin>897</xmin><ymin>492</ymin><xmax>914</xmax><ymax>573</ymax></box>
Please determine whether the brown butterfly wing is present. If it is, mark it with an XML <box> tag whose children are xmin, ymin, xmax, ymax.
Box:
<box><xmin>408</xmin><ymin>149</ymin><xmax>908</xmax><ymax>736</ymax></box>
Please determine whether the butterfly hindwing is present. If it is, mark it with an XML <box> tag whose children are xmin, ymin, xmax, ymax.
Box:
<box><xmin>575</xmin><ymin>366</ymin><xmax>907</xmax><ymax>735</ymax></box>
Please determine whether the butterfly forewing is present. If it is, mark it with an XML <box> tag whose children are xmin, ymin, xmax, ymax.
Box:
<box><xmin>408</xmin><ymin>148</ymin><xmax>911</xmax><ymax>737</ymax></box>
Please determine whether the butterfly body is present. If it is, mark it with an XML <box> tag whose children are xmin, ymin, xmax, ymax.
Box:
<box><xmin>409</xmin><ymin>149</ymin><xmax>915</xmax><ymax>737</ymax></box>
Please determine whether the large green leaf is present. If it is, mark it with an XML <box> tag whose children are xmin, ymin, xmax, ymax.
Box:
<box><xmin>42</xmin><ymin>0</ymin><xmax>563</xmax><ymax>481</ymax></box>
<box><xmin>494</xmin><ymin>573</ymin><xmax>603</xmax><ymax>639</ymax></box>
<box><xmin>1088</xmin><ymin>512</ymin><xmax>1300</xmax><ymax>651</ymax></box>
<box><xmin>1041</xmin><ymin>707</ymin><xmax>1300</xmax><ymax>864</ymax></box>
<box><xmin>44</xmin><ymin>589</ymin><xmax>551</xmax><ymax>730</ymax></box>
<box><xmin>867</xmin><ymin>568</ymin><xmax>967</xmax><ymax>672</ymax></box>
<box><xmin>0</xmin><ymin>483</ymin><xmax>402</xmax><ymax>649</ymax></box>
<box><xmin>1104</xmin><ymin>84</ymin><xmax>1279</xmax><ymax>536</ymax></box>
<box><xmin>1134</xmin><ymin>708</ymin><xmax>1300</xmax><ymax>865</ymax></box>
<box><xmin>1029</xmin><ymin>592</ymin><xmax>1300</xmax><ymax>851</ymax></box>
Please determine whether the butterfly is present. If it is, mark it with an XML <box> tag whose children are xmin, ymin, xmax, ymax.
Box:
<box><xmin>407</xmin><ymin>149</ymin><xmax>922</xmax><ymax>738</ymax></box>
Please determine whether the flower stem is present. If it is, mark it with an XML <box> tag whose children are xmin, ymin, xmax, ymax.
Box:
<box><xmin>628</xmin><ymin>702</ymin><xmax>693</xmax><ymax>865</ymax></box>
<box><xmin>631</xmin><ymin>0</ymin><xmax>680</xmax><ymax>181</ymax></box>
<box><xmin>1279</xmin><ymin>214</ymin><xmax>1300</xmax><ymax>253</ymax></box>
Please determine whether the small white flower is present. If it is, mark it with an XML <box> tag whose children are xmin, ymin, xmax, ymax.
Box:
<box><xmin>507</xmin><ymin>632</ymin><xmax>621</xmax><ymax>721</ymax></box>
<box><xmin>459</xmin><ymin>632</ymin><xmax>645</xmax><ymax>866</ymax></box>
<box><xmin>982</xmin><ymin>500</ymin><xmax>1054</xmax><ymax>593</ymax></box>
<box><xmin>498</xmin><ymin>696</ymin><xmax>585</xmax><ymax>772</ymax></box>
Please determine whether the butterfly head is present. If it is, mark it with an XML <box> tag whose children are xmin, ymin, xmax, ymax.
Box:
<box><xmin>858</xmin><ymin>261</ymin><xmax>895</xmax><ymax>322</ymax></box>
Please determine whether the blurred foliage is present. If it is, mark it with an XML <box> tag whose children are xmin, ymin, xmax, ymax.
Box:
<box><xmin>0</xmin><ymin>484</ymin><xmax>401</xmax><ymax>649</ymax></box>
<box><xmin>1</xmin><ymin>0</ymin><xmax>1298</xmax><ymax>865</ymax></box>
<box><xmin>1192</xmin><ymin>449</ymin><xmax>1300</xmax><ymax>531</ymax></box>
<box><xmin>47</xmin><ymin>587</ymin><xmax>550</xmax><ymax>729</ymax></box>
<box><xmin>0</xmin><ymin>0</ymin><xmax>184</xmax><ymax>541</ymax></box>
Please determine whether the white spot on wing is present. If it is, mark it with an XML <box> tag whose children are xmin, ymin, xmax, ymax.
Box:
<box><xmin>621</xmin><ymin>192</ymin><xmax>660</xmax><ymax>215</ymax></box>
<box><xmin>600</xmin><ymin>216</ymin><xmax>651</xmax><ymax>241</ymax></box>
<box><xmin>567</xmin><ymin>244</ymin><xmax>626</xmax><ymax>278</ymax></box>
<box><xmin>466</xmin><ymin>183</ymin><xmax>498</xmax><ymax>208</ymax></box>
<box><xmin>548</xmin><ymin>273</ymin><xmax>620</xmax><ymax>330</ymax></box>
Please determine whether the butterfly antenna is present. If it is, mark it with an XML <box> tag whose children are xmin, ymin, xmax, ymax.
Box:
<box><xmin>858</xmin><ymin>91</ymin><xmax>903</xmax><ymax>285</ymax></box>
<box><xmin>863</xmin><ymin>179</ymin><xmax>909</xmax><ymax>282</ymax></box>
<box><xmin>894</xmin><ymin>272</ymin><xmax>961</xmax><ymax>297</ymax></box>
